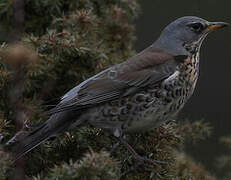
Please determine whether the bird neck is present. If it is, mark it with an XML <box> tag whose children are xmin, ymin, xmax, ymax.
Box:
<box><xmin>152</xmin><ymin>33</ymin><xmax>206</xmax><ymax>57</ymax></box>
<box><xmin>182</xmin><ymin>34</ymin><xmax>207</xmax><ymax>55</ymax></box>
<box><xmin>152</xmin><ymin>36</ymin><xmax>190</xmax><ymax>56</ymax></box>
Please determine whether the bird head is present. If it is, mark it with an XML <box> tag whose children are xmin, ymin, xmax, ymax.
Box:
<box><xmin>153</xmin><ymin>16</ymin><xmax>229</xmax><ymax>55</ymax></box>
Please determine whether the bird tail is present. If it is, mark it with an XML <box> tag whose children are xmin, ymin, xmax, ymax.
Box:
<box><xmin>7</xmin><ymin>111</ymin><xmax>77</xmax><ymax>161</ymax></box>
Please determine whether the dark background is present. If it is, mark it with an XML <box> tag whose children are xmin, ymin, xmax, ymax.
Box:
<box><xmin>135</xmin><ymin>0</ymin><xmax>230</xmax><ymax>173</ymax></box>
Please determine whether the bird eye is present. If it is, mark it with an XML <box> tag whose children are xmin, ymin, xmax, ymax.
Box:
<box><xmin>187</xmin><ymin>23</ymin><xmax>204</xmax><ymax>32</ymax></box>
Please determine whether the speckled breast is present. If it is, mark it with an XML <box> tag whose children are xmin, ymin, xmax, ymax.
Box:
<box><xmin>88</xmin><ymin>54</ymin><xmax>199</xmax><ymax>133</ymax></box>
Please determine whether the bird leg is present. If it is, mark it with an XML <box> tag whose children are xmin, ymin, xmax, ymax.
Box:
<box><xmin>110</xmin><ymin>141</ymin><xmax>121</xmax><ymax>155</ymax></box>
<box><xmin>118</xmin><ymin>137</ymin><xmax>166</xmax><ymax>167</ymax></box>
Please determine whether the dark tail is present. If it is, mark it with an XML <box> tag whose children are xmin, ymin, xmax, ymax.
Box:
<box><xmin>9</xmin><ymin>111</ymin><xmax>78</xmax><ymax>161</ymax></box>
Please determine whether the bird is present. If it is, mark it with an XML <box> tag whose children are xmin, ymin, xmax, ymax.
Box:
<box><xmin>7</xmin><ymin>16</ymin><xmax>228</xmax><ymax>163</ymax></box>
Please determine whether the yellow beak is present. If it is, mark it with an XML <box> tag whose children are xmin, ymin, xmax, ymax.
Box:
<box><xmin>206</xmin><ymin>22</ymin><xmax>229</xmax><ymax>31</ymax></box>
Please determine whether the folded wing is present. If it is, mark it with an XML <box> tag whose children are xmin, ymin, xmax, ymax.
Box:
<box><xmin>48</xmin><ymin>47</ymin><xmax>183</xmax><ymax>115</ymax></box>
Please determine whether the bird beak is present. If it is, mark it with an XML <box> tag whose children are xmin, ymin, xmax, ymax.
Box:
<box><xmin>206</xmin><ymin>22</ymin><xmax>229</xmax><ymax>32</ymax></box>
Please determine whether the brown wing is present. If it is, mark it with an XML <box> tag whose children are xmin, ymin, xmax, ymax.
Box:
<box><xmin>48</xmin><ymin>47</ymin><xmax>184</xmax><ymax>114</ymax></box>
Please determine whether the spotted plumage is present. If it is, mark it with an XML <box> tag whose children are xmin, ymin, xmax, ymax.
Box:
<box><xmin>87</xmin><ymin>52</ymin><xmax>199</xmax><ymax>134</ymax></box>
<box><xmin>8</xmin><ymin>16</ymin><xmax>228</xmax><ymax>161</ymax></box>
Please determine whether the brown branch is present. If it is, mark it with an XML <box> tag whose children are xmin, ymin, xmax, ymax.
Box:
<box><xmin>11</xmin><ymin>0</ymin><xmax>25</xmax><ymax>41</ymax></box>
<box><xmin>2</xmin><ymin>43</ymin><xmax>37</xmax><ymax>179</ymax></box>
<box><xmin>9</xmin><ymin>69</ymin><xmax>26</xmax><ymax>180</ymax></box>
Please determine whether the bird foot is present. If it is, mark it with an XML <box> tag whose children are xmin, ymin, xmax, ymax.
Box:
<box><xmin>110</xmin><ymin>141</ymin><xmax>120</xmax><ymax>155</ymax></box>
<box><xmin>119</xmin><ymin>155</ymin><xmax>166</xmax><ymax>179</ymax></box>
<box><xmin>117</xmin><ymin>136</ymin><xmax>166</xmax><ymax>168</ymax></box>
<box><xmin>133</xmin><ymin>154</ymin><xmax>166</xmax><ymax>168</ymax></box>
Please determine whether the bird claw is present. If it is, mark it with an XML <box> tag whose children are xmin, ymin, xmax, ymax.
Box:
<box><xmin>133</xmin><ymin>154</ymin><xmax>166</xmax><ymax>168</ymax></box>
<box><xmin>117</xmin><ymin>136</ymin><xmax>167</xmax><ymax>168</ymax></box>
<box><xmin>119</xmin><ymin>155</ymin><xmax>166</xmax><ymax>179</ymax></box>
<box><xmin>110</xmin><ymin>141</ymin><xmax>120</xmax><ymax>155</ymax></box>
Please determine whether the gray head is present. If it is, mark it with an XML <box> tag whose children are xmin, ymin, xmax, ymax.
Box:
<box><xmin>153</xmin><ymin>16</ymin><xmax>229</xmax><ymax>55</ymax></box>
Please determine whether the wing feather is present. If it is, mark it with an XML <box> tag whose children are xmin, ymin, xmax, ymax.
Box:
<box><xmin>48</xmin><ymin>47</ymin><xmax>184</xmax><ymax>115</ymax></box>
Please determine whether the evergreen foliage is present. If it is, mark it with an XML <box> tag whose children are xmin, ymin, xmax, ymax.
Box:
<box><xmin>215</xmin><ymin>137</ymin><xmax>231</xmax><ymax>180</ymax></box>
<box><xmin>0</xmin><ymin>0</ymin><xmax>228</xmax><ymax>179</ymax></box>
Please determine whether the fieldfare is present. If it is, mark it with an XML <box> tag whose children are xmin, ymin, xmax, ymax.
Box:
<box><xmin>8</xmin><ymin>16</ymin><xmax>228</xmax><ymax>162</ymax></box>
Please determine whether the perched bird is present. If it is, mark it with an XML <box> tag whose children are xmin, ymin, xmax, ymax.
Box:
<box><xmin>8</xmin><ymin>16</ymin><xmax>228</xmax><ymax>162</ymax></box>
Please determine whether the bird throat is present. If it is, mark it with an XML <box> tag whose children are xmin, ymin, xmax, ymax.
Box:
<box><xmin>182</xmin><ymin>42</ymin><xmax>200</xmax><ymax>74</ymax></box>
<box><xmin>183</xmin><ymin>33</ymin><xmax>207</xmax><ymax>54</ymax></box>
<box><xmin>179</xmin><ymin>46</ymin><xmax>200</xmax><ymax>95</ymax></box>
<box><xmin>181</xmin><ymin>36</ymin><xmax>205</xmax><ymax>76</ymax></box>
